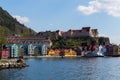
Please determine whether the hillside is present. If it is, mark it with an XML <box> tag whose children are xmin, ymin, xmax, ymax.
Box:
<box><xmin>0</xmin><ymin>7</ymin><xmax>36</xmax><ymax>38</ymax></box>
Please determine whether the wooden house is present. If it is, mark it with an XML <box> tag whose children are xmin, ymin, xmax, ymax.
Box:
<box><xmin>0</xmin><ymin>46</ymin><xmax>10</xmax><ymax>59</ymax></box>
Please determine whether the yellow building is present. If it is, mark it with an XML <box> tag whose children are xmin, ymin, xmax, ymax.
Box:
<box><xmin>112</xmin><ymin>45</ymin><xmax>120</xmax><ymax>56</ymax></box>
<box><xmin>48</xmin><ymin>49</ymin><xmax>55</xmax><ymax>56</ymax></box>
<box><xmin>118</xmin><ymin>48</ymin><xmax>120</xmax><ymax>55</ymax></box>
<box><xmin>64</xmin><ymin>49</ymin><xmax>77</xmax><ymax>56</ymax></box>
<box><xmin>48</xmin><ymin>49</ymin><xmax>60</xmax><ymax>56</ymax></box>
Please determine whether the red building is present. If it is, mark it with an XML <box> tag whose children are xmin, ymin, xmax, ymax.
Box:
<box><xmin>61</xmin><ymin>27</ymin><xmax>98</xmax><ymax>38</ymax></box>
<box><xmin>0</xmin><ymin>47</ymin><xmax>10</xmax><ymax>59</ymax></box>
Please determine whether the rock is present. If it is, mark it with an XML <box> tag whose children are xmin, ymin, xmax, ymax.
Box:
<box><xmin>0</xmin><ymin>59</ymin><xmax>28</xmax><ymax>70</ymax></box>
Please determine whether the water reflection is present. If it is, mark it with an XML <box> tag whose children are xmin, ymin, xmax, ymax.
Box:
<box><xmin>0</xmin><ymin>57</ymin><xmax>120</xmax><ymax>80</ymax></box>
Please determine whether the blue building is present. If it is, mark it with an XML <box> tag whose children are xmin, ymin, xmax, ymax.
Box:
<box><xmin>6</xmin><ymin>43</ymin><xmax>47</xmax><ymax>58</ymax></box>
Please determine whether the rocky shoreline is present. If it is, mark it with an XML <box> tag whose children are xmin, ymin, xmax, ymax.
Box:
<box><xmin>0</xmin><ymin>59</ymin><xmax>28</xmax><ymax>70</ymax></box>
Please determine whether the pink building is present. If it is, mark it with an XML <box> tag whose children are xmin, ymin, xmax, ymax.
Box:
<box><xmin>0</xmin><ymin>47</ymin><xmax>10</xmax><ymax>59</ymax></box>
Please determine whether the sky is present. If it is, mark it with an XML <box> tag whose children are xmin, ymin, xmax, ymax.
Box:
<box><xmin>0</xmin><ymin>0</ymin><xmax>120</xmax><ymax>44</ymax></box>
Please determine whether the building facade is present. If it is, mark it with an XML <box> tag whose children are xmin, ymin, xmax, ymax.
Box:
<box><xmin>0</xmin><ymin>47</ymin><xmax>10</xmax><ymax>59</ymax></box>
<box><xmin>6</xmin><ymin>36</ymin><xmax>51</xmax><ymax>57</ymax></box>
<box><xmin>7</xmin><ymin>36</ymin><xmax>52</xmax><ymax>48</ymax></box>
<box><xmin>36</xmin><ymin>27</ymin><xmax>98</xmax><ymax>39</ymax></box>
<box><xmin>36</xmin><ymin>30</ymin><xmax>61</xmax><ymax>39</ymax></box>
<box><xmin>6</xmin><ymin>44</ymin><xmax>47</xmax><ymax>58</ymax></box>
<box><xmin>61</xmin><ymin>27</ymin><xmax>98</xmax><ymax>38</ymax></box>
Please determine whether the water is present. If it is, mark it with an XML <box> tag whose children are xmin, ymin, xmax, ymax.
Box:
<box><xmin>0</xmin><ymin>57</ymin><xmax>120</xmax><ymax>80</ymax></box>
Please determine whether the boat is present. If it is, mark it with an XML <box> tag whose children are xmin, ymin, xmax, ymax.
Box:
<box><xmin>83</xmin><ymin>45</ymin><xmax>106</xmax><ymax>57</ymax></box>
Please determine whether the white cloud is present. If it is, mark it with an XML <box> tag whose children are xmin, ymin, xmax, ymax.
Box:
<box><xmin>77</xmin><ymin>0</ymin><xmax>120</xmax><ymax>17</ymax></box>
<box><xmin>13</xmin><ymin>15</ymin><xmax>30</xmax><ymax>23</ymax></box>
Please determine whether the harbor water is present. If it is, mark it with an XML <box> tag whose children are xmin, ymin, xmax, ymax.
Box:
<box><xmin>0</xmin><ymin>57</ymin><xmax>120</xmax><ymax>80</ymax></box>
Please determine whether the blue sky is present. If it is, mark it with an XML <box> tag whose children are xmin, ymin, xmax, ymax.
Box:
<box><xmin>0</xmin><ymin>0</ymin><xmax>120</xmax><ymax>44</ymax></box>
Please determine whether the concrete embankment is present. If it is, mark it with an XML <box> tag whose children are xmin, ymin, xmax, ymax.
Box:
<box><xmin>23</xmin><ymin>55</ymin><xmax>82</xmax><ymax>59</ymax></box>
<box><xmin>0</xmin><ymin>59</ymin><xmax>28</xmax><ymax>70</ymax></box>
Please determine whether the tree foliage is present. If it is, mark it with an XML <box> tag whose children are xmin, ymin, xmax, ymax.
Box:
<box><xmin>51</xmin><ymin>37</ymin><xmax>110</xmax><ymax>49</ymax></box>
<box><xmin>51</xmin><ymin>37</ymin><xmax>94</xmax><ymax>49</ymax></box>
